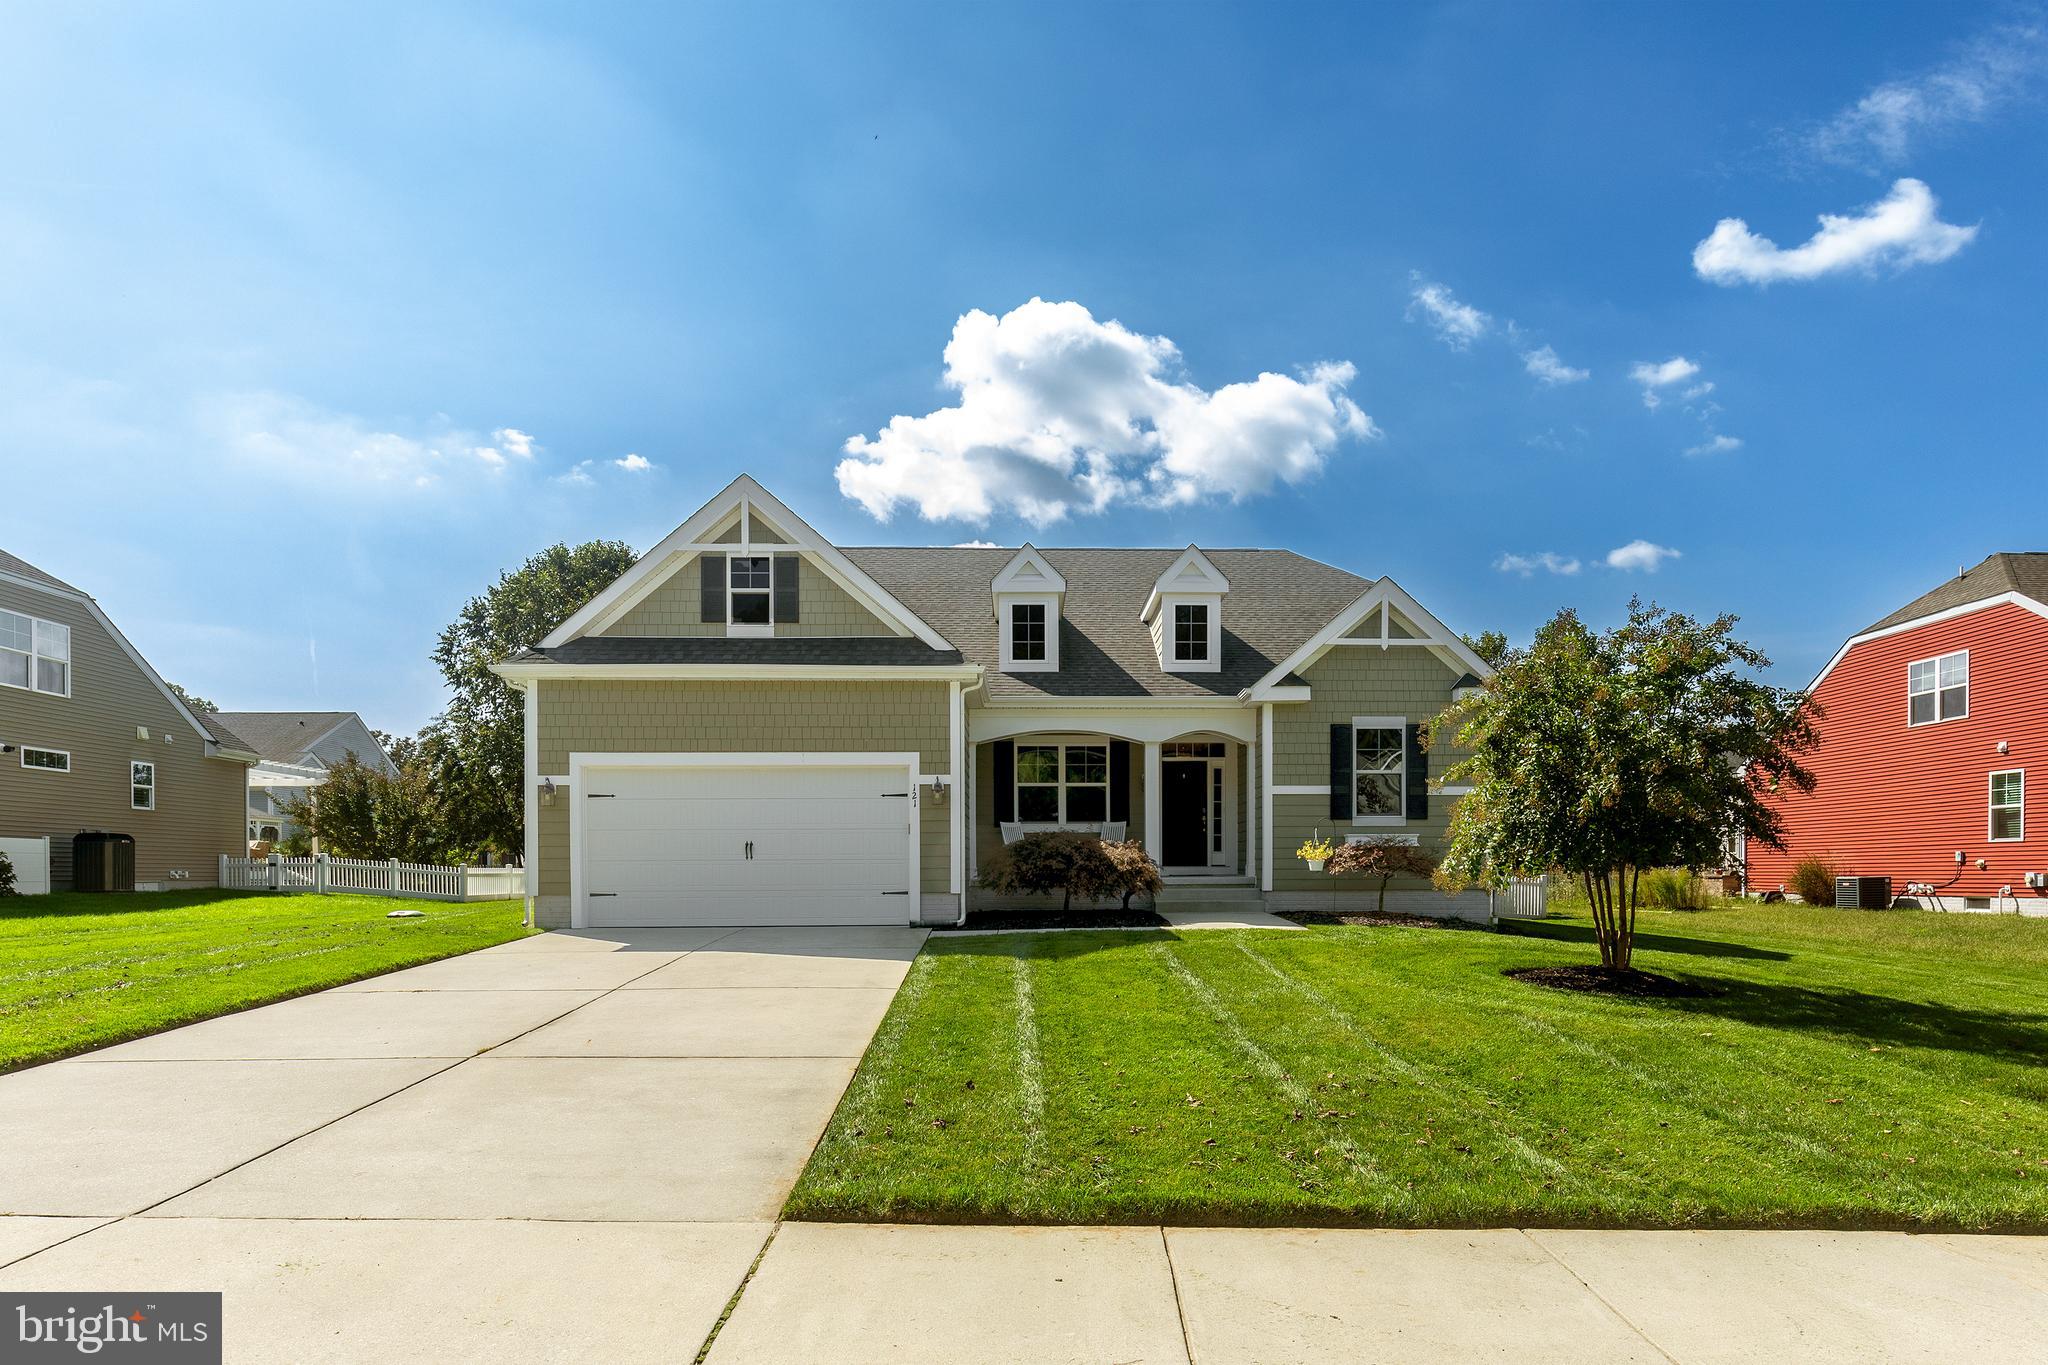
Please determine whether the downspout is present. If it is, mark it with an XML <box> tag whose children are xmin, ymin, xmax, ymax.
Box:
<box><xmin>956</xmin><ymin>667</ymin><xmax>986</xmax><ymax>926</ymax></box>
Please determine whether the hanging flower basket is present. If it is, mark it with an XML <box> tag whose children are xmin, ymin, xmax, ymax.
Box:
<box><xmin>1295</xmin><ymin>832</ymin><xmax>1335</xmax><ymax>874</ymax></box>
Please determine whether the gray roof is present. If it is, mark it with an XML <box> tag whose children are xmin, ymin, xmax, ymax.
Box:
<box><xmin>0</xmin><ymin>548</ymin><xmax>83</xmax><ymax>595</ymax></box>
<box><xmin>844</xmin><ymin>547</ymin><xmax>1374</xmax><ymax>699</ymax></box>
<box><xmin>1865</xmin><ymin>553</ymin><xmax>2048</xmax><ymax>633</ymax></box>
<box><xmin>516</xmin><ymin>637</ymin><xmax>964</xmax><ymax>667</ymax></box>
<box><xmin>195</xmin><ymin>711</ymin><xmax>255</xmax><ymax>751</ymax></box>
<box><xmin>211</xmin><ymin>711</ymin><xmax>362</xmax><ymax>762</ymax></box>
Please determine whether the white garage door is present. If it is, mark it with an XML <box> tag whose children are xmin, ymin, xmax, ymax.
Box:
<box><xmin>580</xmin><ymin>761</ymin><xmax>914</xmax><ymax>927</ymax></box>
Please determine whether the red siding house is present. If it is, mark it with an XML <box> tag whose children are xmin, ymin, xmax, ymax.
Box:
<box><xmin>1748</xmin><ymin>554</ymin><xmax>2048</xmax><ymax>914</ymax></box>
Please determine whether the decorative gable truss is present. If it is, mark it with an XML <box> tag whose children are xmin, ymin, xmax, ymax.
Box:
<box><xmin>541</xmin><ymin>476</ymin><xmax>953</xmax><ymax>650</ymax></box>
<box><xmin>1142</xmin><ymin>546</ymin><xmax>1230</xmax><ymax>674</ymax></box>
<box><xmin>1243</xmin><ymin>577</ymin><xmax>1494</xmax><ymax>703</ymax></box>
<box><xmin>992</xmin><ymin>545</ymin><xmax>1065</xmax><ymax>673</ymax></box>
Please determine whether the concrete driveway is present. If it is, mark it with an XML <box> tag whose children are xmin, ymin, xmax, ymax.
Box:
<box><xmin>0</xmin><ymin>925</ymin><xmax>925</xmax><ymax>1363</ymax></box>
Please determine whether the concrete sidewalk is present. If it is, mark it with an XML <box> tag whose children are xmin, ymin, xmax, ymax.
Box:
<box><xmin>704</xmin><ymin>1222</ymin><xmax>2048</xmax><ymax>1364</ymax></box>
<box><xmin>0</xmin><ymin>925</ymin><xmax>926</xmax><ymax>1364</ymax></box>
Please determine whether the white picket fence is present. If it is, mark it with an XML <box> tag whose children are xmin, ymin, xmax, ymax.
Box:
<box><xmin>1494</xmin><ymin>875</ymin><xmax>1549</xmax><ymax>919</ymax></box>
<box><xmin>219</xmin><ymin>853</ymin><xmax>520</xmax><ymax>902</ymax></box>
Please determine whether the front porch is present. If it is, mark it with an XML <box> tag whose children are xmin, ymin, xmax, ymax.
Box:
<box><xmin>964</xmin><ymin>708</ymin><xmax>1262</xmax><ymax>906</ymax></box>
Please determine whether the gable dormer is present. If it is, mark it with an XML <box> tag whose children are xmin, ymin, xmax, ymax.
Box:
<box><xmin>1142</xmin><ymin>546</ymin><xmax>1229</xmax><ymax>674</ymax></box>
<box><xmin>992</xmin><ymin>545</ymin><xmax>1064</xmax><ymax>673</ymax></box>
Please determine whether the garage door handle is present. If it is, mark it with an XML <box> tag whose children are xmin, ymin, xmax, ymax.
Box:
<box><xmin>880</xmin><ymin>792</ymin><xmax>909</xmax><ymax>798</ymax></box>
<box><xmin>587</xmin><ymin>793</ymin><xmax>615</xmax><ymax>799</ymax></box>
<box><xmin>589</xmin><ymin>892</ymin><xmax>617</xmax><ymax>897</ymax></box>
<box><xmin>882</xmin><ymin>890</ymin><xmax>908</xmax><ymax>895</ymax></box>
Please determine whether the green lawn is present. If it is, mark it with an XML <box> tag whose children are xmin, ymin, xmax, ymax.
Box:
<box><xmin>0</xmin><ymin>889</ymin><xmax>532</xmax><ymax>1072</ymax></box>
<box><xmin>788</xmin><ymin>903</ymin><xmax>2048</xmax><ymax>1231</ymax></box>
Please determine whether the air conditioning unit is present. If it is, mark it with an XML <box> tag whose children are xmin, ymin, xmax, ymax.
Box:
<box><xmin>1834</xmin><ymin>875</ymin><xmax>1892</xmax><ymax>910</ymax></box>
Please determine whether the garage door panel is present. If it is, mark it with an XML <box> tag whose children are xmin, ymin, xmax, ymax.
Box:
<box><xmin>585</xmin><ymin>796</ymin><xmax>909</xmax><ymax>834</ymax></box>
<box><xmin>579</xmin><ymin>760</ymin><xmax>917</xmax><ymax>928</ymax></box>
<box><xmin>592</xmin><ymin>766</ymin><xmax>900</xmax><ymax>800</ymax></box>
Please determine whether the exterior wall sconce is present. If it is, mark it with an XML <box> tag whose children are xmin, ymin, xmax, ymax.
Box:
<box><xmin>540</xmin><ymin>778</ymin><xmax>557</xmax><ymax>805</ymax></box>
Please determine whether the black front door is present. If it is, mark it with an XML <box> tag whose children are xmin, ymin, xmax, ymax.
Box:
<box><xmin>1161</xmin><ymin>760</ymin><xmax>1208</xmax><ymax>867</ymax></box>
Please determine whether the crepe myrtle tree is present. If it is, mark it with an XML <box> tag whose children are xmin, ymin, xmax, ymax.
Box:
<box><xmin>1435</xmin><ymin>600</ymin><xmax>1817</xmax><ymax>972</ymax></box>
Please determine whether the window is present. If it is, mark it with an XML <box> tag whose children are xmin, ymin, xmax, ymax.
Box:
<box><xmin>1907</xmin><ymin>650</ymin><xmax>1967</xmax><ymax>725</ymax></box>
<box><xmin>21</xmin><ymin>746</ymin><xmax>69</xmax><ymax>772</ymax></box>
<box><xmin>1173</xmin><ymin>603</ymin><xmax>1208</xmax><ymax>661</ymax></box>
<box><xmin>0</xmin><ymin>609</ymin><xmax>70</xmax><ymax>696</ymax></box>
<box><xmin>729</xmin><ymin>556</ymin><xmax>772</xmax><ymax>627</ymax></box>
<box><xmin>131</xmin><ymin>761</ymin><xmax>155</xmax><ymax>810</ymax></box>
<box><xmin>1990</xmin><ymin>770</ymin><xmax>2023</xmax><ymax>842</ymax></box>
<box><xmin>1354</xmin><ymin>723</ymin><xmax>1405</xmax><ymax>822</ymax></box>
<box><xmin>1014</xmin><ymin>742</ymin><xmax>1107</xmax><ymax>823</ymax></box>
<box><xmin>1010</xmin><ymin>603</ymin><xmax>1046</xmax><ymax>662</ymax></box>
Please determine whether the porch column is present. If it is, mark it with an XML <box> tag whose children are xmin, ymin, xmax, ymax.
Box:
<box><xmin>1245</xmin><ymin>733</ymin><xmax>1258</xmax><ymax>880</ymax></box>
<box><xmin>1142</xmin><ymin>740</ymin><xmax>1163</xmax><ymax>863</ymax></box>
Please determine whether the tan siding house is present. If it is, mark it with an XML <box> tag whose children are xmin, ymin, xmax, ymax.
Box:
<box><xmin>497</xmin><ymin>476</ymin><xmax>1498</xmax><ymax>930</ymax></box>
<box><xmin>0</xmin><ymin>551</ymin><xmax>255</xmax><ymax>890</ymax></box>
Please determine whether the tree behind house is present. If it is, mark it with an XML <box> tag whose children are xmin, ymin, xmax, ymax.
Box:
<box><xmin>1436</xmin><ymin>600</ymin><xmax>1816</xmax><ymax>972</ymax></box>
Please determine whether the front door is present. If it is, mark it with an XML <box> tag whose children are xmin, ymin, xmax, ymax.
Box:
<box><xmin>1161</xmin><ymin>760</ymin><xmax>1208</xmax><ymax>867</ymax></box>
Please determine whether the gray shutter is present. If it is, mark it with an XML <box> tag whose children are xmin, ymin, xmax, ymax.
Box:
<box><xmin>1329</xmin><ymin>723</ymin><xmax>1354</xmax><ymax>821</ymax></box>
<box><xmin>773</xmin><ymin>555</ymin><xmax>799</xmax><ymax>623</ymax></box>
<box><xmin>1109</xmin><ymin>741</ymin><xmax>1130</xmax><ymax>822</ymax></box>
<box><xmin>993</xmin><ymin>740</ymin><xmax>1015</xmax><ymax>823</ymax></box>
<box><xmin>699</xmin><ymin>554</ymin><xmax>726</xmax><ymax>624</ymax></box>
<box><xmin>1404</xmin><ymin>723</ymin><xmax>1428</xmax><ymax>820</ymax></box>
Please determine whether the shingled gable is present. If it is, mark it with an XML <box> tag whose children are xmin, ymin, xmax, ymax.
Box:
<box><xmin>538</xmin><ymin>475</ymin><xmax>952</xmax><ymax>652</ymax></box>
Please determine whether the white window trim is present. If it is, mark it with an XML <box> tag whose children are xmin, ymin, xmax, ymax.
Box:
<box><xmin>726</xmin><ymin>554</ymin><xmax>775</xmax><ymax>639</ymax></box>
<box><xmin>131</xmin><ymin>760</ymin><xmax>156</xmax><ymax>811</ymax></box>
<box><xmin>1155</xmin><ymin>592</ymin><xmax>1222</xmax><ymax>674</ymax></box>
<box><xmin>1907</xmin><ymin>648</ymin><xmax>1968</xmax><ymax>726</ymax></box>
<box><xmin>1989</xmin><ymin>768</ymin><xmax>2023</xmax><ymax>843</ymax></box>
<box><xmin>0</xmin><ymin>608</ymin><xmax>73</xmax><ymax>698</ymax></box>
<box><xmin>1171</xmin><ymin>601</ymin><xmax>1212</xmax><ymax>665</ymax></box>
<box><xmin>998</xmin><ymin>593</ymin><xmax>1061</xmax><ymax>673</ymax></box>
<box><xmin>1013</xmin><ymin>739</ymin><xmax>1109</xmax><ymax>826</ymax></box>
<box><xmin>1351</xmin><ymin>714</ymin><xmax>1407</xmax><ymax>827</ymax></box>
<box><xmin>20</xmin><ymin>745</ymin><xmax>70</xmax><ymax>773</ymax></box>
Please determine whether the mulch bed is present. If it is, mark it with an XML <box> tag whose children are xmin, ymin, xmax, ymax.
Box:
<box><xmin>1504</xmin><ymin>965</ymin><xmax>1720</xmax><ymax>998</ymax></box>
<box><xmin>935</xmin><ymin>908</ymin><xmax>1169</xmax><ymax>932</ymax></box>
<box><xmin>1277</xmin><ymin>909</ymin><xmax>1477</xmax><ymax>929</ymax></box>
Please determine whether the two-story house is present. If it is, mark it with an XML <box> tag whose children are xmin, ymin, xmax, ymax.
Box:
<box><xmin>1748</xmin><ymin>553</ymin><xmax>2047</xmax><ymax>913</ymax></box>
<box><xmin>0</xmin><ymin>550</ymin><xmax>255</xmax><ymax>890</ymax></box>
<box><xmin>213</xmin><ymin>711</ymin><xmax>397</xmax><ymax>847</ymax></box>
<box><xmin>492</xmin><ymin>476</ymin><xmax>1494</xmax><ymax>929</ymax></box>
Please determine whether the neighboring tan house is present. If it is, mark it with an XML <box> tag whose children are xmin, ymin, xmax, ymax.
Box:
<box><xmin>492</xmin><ymin>476</ymin><xmax>1494</xmax><ymax>929</ymax></box>
<box><xmin>211</xmin><ymin>711</ymin><xmax>397</xmax><ymax>847</ymax></box>
<box><xmin>0</xmin><ymin>549</ymin><xmax>256</xmax><ymax>890</ymax></box>
<box><xmin>1748</xmin><ymin>553</ymin><xmax>2047</xmax><ymax>914</ymax></box>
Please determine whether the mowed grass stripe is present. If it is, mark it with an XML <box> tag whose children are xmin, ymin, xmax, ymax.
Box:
<box><xmin>787</xmin><ymin>904</ymin><xmax>2048</xmax><ymax>1230</ymax></box>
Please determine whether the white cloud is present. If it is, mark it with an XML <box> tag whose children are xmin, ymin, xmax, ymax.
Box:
<box><xmin>613</xmin><ymin>453</ymin><xmax>653</xmax><ymax>471</ymax></box>
<box><xmin>1693</xmin><ymin>179</ymin><xmax>1977</xmax><ymax>286</ymax></box>
<box><xmin>1521</xmin><ymin>345</ymin><xmax>1589</xmax><ymax>386</ymax></box>
<box><xmin>557</xmin><ymin>460</ymin><xmax>595</xmax><ymax>486</ymax></box>
<box><xmin>948</xmin><ymin>540</ymin><xmax>1002</xmax><ymax>548</ymax></box>
<box><xmin>210</xmin><ymin>392</ymin><xmax>537</xmax><ymax>487</ymax></box>
<box><xmin>1495</xmin><ymin>551</ymin><xmax>1581</xmax><ymax>577</ymax></box>
<box><xmin>835</xmin><ymin>298</ymin><xmax>1377</xmax><ymax>525</ymax></box>
<box><xmin>1681</xmin><ymin>382</ymin><xmax>1715</xmax><ymax>402</ymax></box>
<box><xmin>1685</xmin><ymin>434</ymin><xmax>1743</xmax><ymax>457</ymax></box>
<box><xmin>1606</xmin><ymin>540</ymin><xmax>1681</xmax><ymax>573</ymax></box>
<box><xmin>1803</xmin><ymin>21</ymin><xmax>2047</xmax><ymax>168</ymax></box>
<box><xmin>1407</xmin><ymin>277</ymin><xmax>1491</xmax><ymax>349</ymax></box>
<box><xmin>1629</xmin><ymin>356</ymin><xmax>1701</xmax><ymax>409</ymax></box>
<box><xmin>495</xmin><ymin>428</ymin><xmax>536</xmax><ymax>459</ymax></box>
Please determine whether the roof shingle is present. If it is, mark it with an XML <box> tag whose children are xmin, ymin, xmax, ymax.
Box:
<box><xmin>1864</xmin><ymin>553</ymin><xmax>2048</xmax><ymax>633</ymax></box>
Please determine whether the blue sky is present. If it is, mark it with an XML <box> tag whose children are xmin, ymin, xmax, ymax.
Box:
<box><xmin>3</xmin><ymin>2</ymin><xmax>2042</xmax><ymax>733</ymax></box>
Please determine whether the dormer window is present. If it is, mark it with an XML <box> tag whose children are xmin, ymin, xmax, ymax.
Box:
<box><xmin>698</xmin><ymin>551</ymin><xmax>798</xmax><ymax>638</ymax></box>
<box><xmin>993</xmin><ymin>545</ymin><xmax>1065</xmax><ymax>673</ymax></box>
<box><xmin>1010</xmin><ymin>603</ymin><xmax>1047</xmax><ymax>662</ymax></box>
<box><xmin>1172</xmin><ymin>603</ymin><xmax>1209</xmax><ymax>663</ymax></box>
<box><xmin>1144</xmin><ymin>546</ymin><xmax>1228</xmax><ymax>674</ymax></box>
